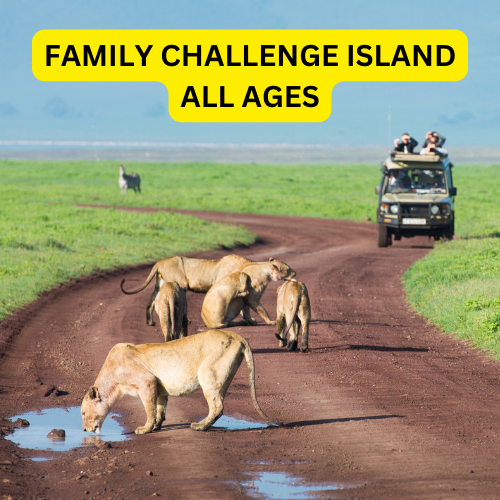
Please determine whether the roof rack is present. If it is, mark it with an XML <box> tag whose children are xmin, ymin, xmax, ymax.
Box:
<box><xmin>390</xmin><ymin>153</ymin><xmax>444</xmax><ymax>163</ymax></box>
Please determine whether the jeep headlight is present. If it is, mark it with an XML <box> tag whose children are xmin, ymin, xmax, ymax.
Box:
<box><xmin>431</xmin><ymin>205</ymin><xmax>440</xmax><ymax>215</ymax></box>
<box><xmin>390</xmin><ymin>204</ymin><xmax>399</xmax><ymax>214</ymax></box>
<box><xmin>441</xmin><ymin>204</ymin><xmax>451</xmax><ymax>214</ymax></box>
<box><xmin>380</xmin><ymin>203</ymin><xmax>389</xmax><ymax>213</ymax></box>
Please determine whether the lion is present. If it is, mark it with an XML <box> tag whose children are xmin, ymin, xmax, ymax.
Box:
<box><xmin>238</xmin><ymin>258</ymin><xmax>296</xmax><ymax>326</ymax></box>
<box><xmin>81</xmin><ymin>329</ymin><xmax>281</xmax><ymax>435</ymax></box>
<box><xmin>276</xmin><ymin>280</ymin><xmax>311</xmax><ymax>352</ymax></box>
<box><xmin>201</xmin><ymin>272</ymin><xmax>251</xmax><ymax>328</ymax></box>
<box><xmin>153</xmin><ymin>281</ymin><xmax>188</xmax><ymax>342</ymax></box>
<box><xmin>120</xmin><ymin>254</ymin><xmax>251</xmax><ymax>326</ymax></box>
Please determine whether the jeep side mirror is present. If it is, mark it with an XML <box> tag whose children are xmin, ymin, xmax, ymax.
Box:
<box><xmin>375</xmin><ymin>186</ymin><xmax>380</xmax><ymax>195</ymax></box>
<box><xmin>449</xmin><ymin>187</ymin><xmax>457</xmax><ymax>196</ymax></box>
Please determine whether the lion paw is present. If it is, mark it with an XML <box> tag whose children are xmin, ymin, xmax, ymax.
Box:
<box><xmin>190</xmin><ymin>422</ymin><xmax>208</xmax><ymax>431</ymax></box>
<box><xmin>134</xmin><ymin>426</ymin><xmax>153</xmax><ymax>435</ymax></box>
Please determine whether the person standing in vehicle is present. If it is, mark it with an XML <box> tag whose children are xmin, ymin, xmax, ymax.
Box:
<box><xmin>393</xmin><ymin>133</ymin><xmax>418</xmax><ymax>153</ymax></box>
<box><xmin>420</xmin><ymin>133</ymin><xmax>448</xmax><ymax>156</ymax></box>
<box><xmin>422</xmin><ymin>131</ymin><xmax>446</xmax><ymax>148</ymax></box>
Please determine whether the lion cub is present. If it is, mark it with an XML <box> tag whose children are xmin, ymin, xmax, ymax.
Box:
<box><xmin>276</xmin><ymin>280</ymin><xmax>311</xmax><ymax>352</ymax></box>
<box><xmin>201</xmin><ymin>272</ymin><xmax>251</xmax><ymax>328</ymax></box>
<box><xmin>154</xmin><ymin>281</ymin><xmax>188</xmax><ymax>342</ymax></box>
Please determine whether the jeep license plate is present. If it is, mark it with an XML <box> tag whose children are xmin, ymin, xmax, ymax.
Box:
<box><xmin>402</xmin><ymin>218</ymin><xmax>426</xmax><ymax>225</ymax></box>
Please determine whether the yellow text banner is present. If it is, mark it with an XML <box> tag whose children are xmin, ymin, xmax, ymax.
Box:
<box><xmin>32</xmin><ymin>30</ymin><xmax>468</xmax><ymax>122</ymax></box>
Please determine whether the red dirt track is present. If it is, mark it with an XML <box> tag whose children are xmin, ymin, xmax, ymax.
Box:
<box><xmin>2</xmin><ymin>211</ymin><xmax>500</xmax><ymax>499</ymax></box>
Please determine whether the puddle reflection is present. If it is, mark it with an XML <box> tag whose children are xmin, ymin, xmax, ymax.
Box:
<box><xmin>241</xmin><ymin>472</ymin><xmax>343</xmax><ymax>499</ymax></box>
<box><xmin>212</xmin><ymin>415</ymin><xmax>270</xmax><ymax>430</ymax></box>
<box><xmin>6</xmin><ymin>407</ymin><xmax>128</xmax><ymax>454</ymax></box>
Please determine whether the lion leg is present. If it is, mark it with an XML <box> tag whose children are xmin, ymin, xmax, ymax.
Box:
<box><xmin>192</xmin><ymin>395</ymin><xmax>224</xmax><ymax>431</ymax></box>
<box><xmin>191</xmin><ymin>392</ymin><xmax>224</xmax><ymax>431</ymax></box>
<box><xmin>135</xmin><ymin>376</ymin><xmax>158</xmax><ymax>435</ymax></box>
<box><xmin>191</xmin><ymin>350</ymin><xmax>241</xmax><ymax>431</ymax></box>
<box><xmin>276</xmin><ymin>313</ymin><xmax>287</xmax><ymax>348</ymax></box>
<box><xmin>146</xmin><ymin>279</ymin><xmax>161</xmax><ymax>326</ymax></box>
<box><xmin>248</xmin><ymin>300</ymin><xmax>276</xmax><ymax>326</ymax></box>
<box><xmin>158</xmin><ymin>310</ymin><xmax>171</xmax><ymax>342</ymax></box>
<box><xmin>242</xmin><ymin>304</ymin><xmax>257</xmax><ymax>326</ymax></box>
<box><xmin>180</xmin><ymin>312</ymin><xmax>188</xmax><ymax>338</ymax></box>
<box><xmin>153</xmin><ymin>393</ymin><xmax>168</xmax><ymax>431</ymax></box>
<box><xmin>300</xmin><ymin>315</ymin><xmax>310</xmax><ymax>352</ymax></box>
<box><xmin>287</xmin><ymin>318</ymin><xmax>300</xmax><ymax>352</ymax></box>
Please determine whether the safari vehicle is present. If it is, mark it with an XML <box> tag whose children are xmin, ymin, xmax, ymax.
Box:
<box><xmin>375</xmin><ymin>152</ymin><xmax>457</xmax><ymax>247</ymax></box>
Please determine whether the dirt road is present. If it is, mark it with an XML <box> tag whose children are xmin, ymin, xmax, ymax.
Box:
<box><xmin>2</xmin><ymin>211</ymin><xmax>500</xmax><ymax>499</ymax></box>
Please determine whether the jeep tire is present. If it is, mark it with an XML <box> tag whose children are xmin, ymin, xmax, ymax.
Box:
<box><xmin>377</xmin><ymin>224</ymin><xmax>389</xmax><ymax>247</ymax></box>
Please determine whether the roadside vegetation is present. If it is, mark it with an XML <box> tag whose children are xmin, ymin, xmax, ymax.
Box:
<box><xmin>403</xmin><ymin>165</ymin><xmax>500</xmax><ymax>358</ymax></box>
<box><xmin>2</xmin><ymin>159</ymin><xmax>500</xmax><ymax>359</ymax></box>
<box><xmin>0</xmin><ymin>160</ymin><xmax>258</xmax><ymax>321</ymax></box>
<box><xmin>0</xmin><ymin>160</ymin><xmax>380</xmax><ymax>220</ymax></box>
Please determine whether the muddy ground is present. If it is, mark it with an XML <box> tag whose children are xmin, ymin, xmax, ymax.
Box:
<box><xmin>2</xmin><ymin>211</ymin><xmax>500</xmax><ymax>500</ymax></box>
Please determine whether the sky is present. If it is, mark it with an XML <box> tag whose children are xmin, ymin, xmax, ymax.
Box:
<box><xmin>0</xmin><ymin>0</ymin><xmax>499</xmax><ymax>147</ymax></box>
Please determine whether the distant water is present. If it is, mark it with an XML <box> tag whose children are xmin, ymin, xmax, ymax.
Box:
<box><xmin>0</xmin><ymin>140</ymin><xmax>333</xmax><ymax>149</ymax></box>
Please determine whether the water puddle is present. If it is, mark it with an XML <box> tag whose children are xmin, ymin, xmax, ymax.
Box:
<box><xmin>6</xmin><ymin>407</ymin><xmax>128</xmax><ymax>453</ymax></box>
<box><xmin>241</xmin><ymin>472</ymin><xmax>343</xmax><ymax>499</ymax></box>
<box><xmin>212</xmin><ymin>415</ymin><xmax>270</xmax><ymax>430</ymax></box>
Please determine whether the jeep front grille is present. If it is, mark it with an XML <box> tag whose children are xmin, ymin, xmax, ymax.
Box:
<box><xmin>401</xmin><ymin>205</ymin><xmax>429</xmax><ymax>216</ymax></box>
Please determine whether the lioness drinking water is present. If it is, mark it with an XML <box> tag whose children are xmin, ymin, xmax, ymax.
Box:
<box><xmin>81</xmin><ymin>329</ymin><xmax>281</xmax><ymax>435</ymax></box>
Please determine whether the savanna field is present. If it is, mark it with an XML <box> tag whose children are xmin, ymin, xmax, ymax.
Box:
<box><xmin>1</xmin><ymin>159</ymin><xmax>500</xmax><ymax>356</ymax></box>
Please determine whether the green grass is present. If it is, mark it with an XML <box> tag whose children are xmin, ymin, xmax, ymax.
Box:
<box><xmin>0</xmin><ymin>160</ymin><xmax>380</xmax><ymax>221</ymax></box>
<box><xmin>3</xmin><ymin>159</ymin><xmax>500</xmax><ymax>359</ymax></box>
<box><xmin>402</xmin><ymin>164</ymin><xmax>500</xmax><ymax>357</ymax></box>
<box><xmin>0</xmin><ymin>161</ymin><xmax>262</xmax><ymax>321</ymax></box>
<box><xmin>403</xmin><ymin>238</ymin><xmax>500</xmax><ymax>356</ymax></box>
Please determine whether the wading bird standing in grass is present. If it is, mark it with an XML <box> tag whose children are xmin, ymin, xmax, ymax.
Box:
<box><xmin>119</xmin><ymin>164</ymin><xmax>141</xmax><ymax>194</ymax></box>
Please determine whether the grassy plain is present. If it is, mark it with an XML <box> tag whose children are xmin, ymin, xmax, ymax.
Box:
<box><xmin>0</xmin><ymin>160</ymin><xmax>380</xmax><ymax>221</ymax></box>
<box><xmin>2</xmin><ymin>159</ymin><xmax>500</xmax><ymax>358</ymax></box>
<box><xmin>0</xmin><ymin>161</ymin><xmax>260</xmax><ymax>321</ymax></box>
<box><xmin>401</xmin><ymin>165</ymin><xmax>500</xmax><ymax>357</ymax></box>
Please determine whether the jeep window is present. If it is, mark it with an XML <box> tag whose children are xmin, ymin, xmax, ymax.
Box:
<box><xmin>385</xmin><ymin>169</ymin><xmax>446</xmax><ymax>194</ymax></box>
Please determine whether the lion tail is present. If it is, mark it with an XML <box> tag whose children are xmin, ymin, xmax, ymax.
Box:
<box><xmin>242</xmin><ymin>338</ymin><xmax>283</xmax><ymax>427</ymax></box>
<box><xmin>120</xmin><ymin>264</ymin><xmax>159</xmax><ymax>295</ymax></box>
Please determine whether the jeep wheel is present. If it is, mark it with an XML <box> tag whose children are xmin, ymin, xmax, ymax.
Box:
<box><xmin>441</xmin><ymin>218</ymin><xmax>455</xmax><ymax>241</ymax></box>
<box><xmin>377</xmin><ymin>224</ymin><xmax>388</xmax><ymax>247</ymax></box>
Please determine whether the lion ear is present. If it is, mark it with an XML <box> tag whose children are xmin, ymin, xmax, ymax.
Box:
<box><xmin>269</xmin><ymin>257</ymin><xmax>275</xmax><ymax>262</ymax></box>
<box><xmin>272</xmin><ymin>264</ymin><xmax>279</xmax><ymax>271</ymax></box>
<box><xmin>88</xmin><ymin>386</ymin><xmax>101</xmax><ymax>400</ymax></box>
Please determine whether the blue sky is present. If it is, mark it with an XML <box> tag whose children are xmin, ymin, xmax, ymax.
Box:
<box><xmin>1</xmin><ymin>0</ymin><xmax>498</xmax><ymax>146</ymax></box>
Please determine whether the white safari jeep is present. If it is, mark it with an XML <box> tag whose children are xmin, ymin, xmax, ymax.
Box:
<box><xmin>376</xmin><ymin>152</ymin><xmax>457</xmax><ymax>247</ymax></box>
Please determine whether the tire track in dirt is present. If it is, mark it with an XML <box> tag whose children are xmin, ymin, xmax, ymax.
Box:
<box><xmin>1</xmin><ymin>210</ymin><xmax>500</xmax><ymax>499</ymax></box>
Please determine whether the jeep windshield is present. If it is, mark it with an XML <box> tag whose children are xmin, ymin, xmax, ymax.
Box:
<box><xmin>385</xmin><ymin>168</ymin><xmax>447</xmax><ymax>194</ymax></box>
